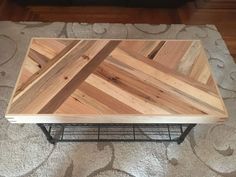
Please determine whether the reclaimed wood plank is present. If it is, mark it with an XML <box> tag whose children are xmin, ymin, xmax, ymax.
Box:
<box><xmin>153</xmin><ymin>41</ymin><xmax>193</xmax><ymax>69</ymax></box>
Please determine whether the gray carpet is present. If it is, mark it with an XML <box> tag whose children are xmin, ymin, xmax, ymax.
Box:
<box><xmin>0</xmin><ymin>22</ymin><xmax>236</xmax><ymax>177</ymax></box>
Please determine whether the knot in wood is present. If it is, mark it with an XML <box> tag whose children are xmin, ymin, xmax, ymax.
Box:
<box><xmin>82</xmin><ymin>55</ymin><xmax>90</xmax><ymax>60</ymax></box>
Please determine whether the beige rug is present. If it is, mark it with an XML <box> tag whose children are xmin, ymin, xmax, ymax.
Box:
<box><xmin>0</xmin><ymin>22</ymin><xmax>236</xmax><ymax>177</ymax></box>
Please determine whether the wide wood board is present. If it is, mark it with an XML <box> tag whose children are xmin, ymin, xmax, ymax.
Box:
<box><xmin>5</xmin><ymin>38</ymin><xmax>228</xmax><ymax>123</ymax></box>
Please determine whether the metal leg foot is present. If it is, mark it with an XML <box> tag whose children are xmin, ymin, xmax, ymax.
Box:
<box><xmin>177</xmin><ymin>124</ymin><xmax>196</xmax><ymax>144</ymax></box>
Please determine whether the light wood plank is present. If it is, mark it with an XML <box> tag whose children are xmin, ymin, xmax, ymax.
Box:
<box><xmin>189</xmin><ymin>47</ymin><xmax>211</xmax><ymax>84</ymax></box>
<box><xmin>86</xmin><ymin>74</ymin><xmax>171</xmax><ymax>114</ymax></box>
<box><xmin>77</xmin><ymin>82</ymin><xmax>141</xmax><ymax>114</ymax></box>
<box><xmin>153</xmin><ymin>41</ymin><xmax>193</xmax><ymax>69</ymax></box>
<box><xmin>31</xmin><ymin>39</ymin><xmax>66</xmax><ymax>59</ymax></box>
<box><xmin>71</xmin><ymin>89</ymin><xmax>117</xmax><ymax>114</ymax></box>
<box><xmin>119</xmin><ymin>40</ymin><xmax>163</xmax><ymax>57</ymax></box>
<box><xmin>28</xmin><ymin>48</ymin><xmax>49</xmax><ymax>68</ymax></box>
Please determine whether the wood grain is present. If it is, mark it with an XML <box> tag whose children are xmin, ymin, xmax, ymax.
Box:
<box><xmin>5</xmin><ymin>39</ymin><xmax>228</xmax><ymax>123</ymax></box>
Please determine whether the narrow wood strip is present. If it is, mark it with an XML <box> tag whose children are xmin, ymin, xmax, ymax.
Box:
<box><xmin>55</xmin><ymin>96</ymin><xmax>101</xmax><ymax>114</ymax></box>
<box><xmin>56</xmin><ymin>39</ymin><xmax>74</xmax><ymax>46</ymax></box>
<box><xmin>24</xmin><ymin>56</ymin><xmax>41</xmax><ymax>74</ymax></box>
<box><xmin>147</xmin><ymin>41</ymin><xmax>165</xmax><ymax>59</ymax></box>
<box><xmin>110</xmin><ymin>48</ymin><xmax>225</xmax><ymax>112</ymax></box>
<box><xmin>71</xmin><ymin>89</ymin><xmax>117</xmax><ymax>114</ymax></box>
<box><xmin>16</xmin><ymin>57</ymin><xmax>41</xmax><ymax>91</ymax></box>
<box><xmin>118</xmin><ymin>41</ymin><xmax>162</xmax><ymax>57</ymax></box>
<box><xmin>31</xmin><ymin>39</ymin><xmax>66</xmax><ymax>59</ymax></box>
<box><xmin>153</xmin><ymin>41</ymin><xmax>192</xmax><ymax>69</ymax></box>
<box><xmin>78</xmin><ymin>82</ymin><xmax>140</xmax><ymax>114</ymax></box>
<box><xmin>16</xmin><ymin>68</ymin><xmax>32</xmax><ymax>91</ymax></box>
<box><xmin>189</xmin><ymin>48</ymin><xmax>211</xmax><ymax>84</ymax></box>
<box><xmin>86</xmin><ymin>74</ymin><xmax>171</xmax><ymax>114</ymax></box>
<box><xmin>6</xmin><ymin>114</ymin><xmax>223</xmax><ymax>124</ymax></box>
<box><xmin>28</xmin><ymin>48</ymin><xmax>49</xmax><ymax>68</ymax></box>
<box><xmin>177</xmin><ymin>41</ymin><xmax>202</xmax><ymax>75</ymax></box>
<box><xmin>207</xmin><ymin>76</ymin><xmax>218</xmax><ymax>91</ymax></box>
<box><xmin>39</xmin><ymin>40</ymin><xmax>121</xmax><ymax>114</ymax></box>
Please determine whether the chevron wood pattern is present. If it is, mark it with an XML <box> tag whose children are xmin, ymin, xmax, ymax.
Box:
<box><xmin>6</xmin><ymin>39</ymin><xmax>228</xmax><ymax>123</ymax></box>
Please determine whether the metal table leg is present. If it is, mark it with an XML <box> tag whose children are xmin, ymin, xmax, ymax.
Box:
<box><xmin>177</xmin><ymin>124</ymin><xmax>196</xmax><ymax>144</ymax></box>
<box><xmin>37</xmin><ymin>124</ymin><xmax>56</xmax><ymax>144</ymax></box>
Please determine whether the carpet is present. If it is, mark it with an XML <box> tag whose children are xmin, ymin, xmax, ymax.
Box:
<box><xmin>0</xmin><ymin>22</ymin><xmax>236</xmax><ymax>177</ymax></box>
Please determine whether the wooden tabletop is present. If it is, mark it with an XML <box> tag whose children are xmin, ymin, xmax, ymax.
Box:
<box><xmin>5</xmin><ymin>38</ymin><xmax>228</xmax><ymax>123</ymax></box>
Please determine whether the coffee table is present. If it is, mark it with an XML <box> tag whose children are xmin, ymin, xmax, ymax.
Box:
<box><xmin>5</xmin><ymin>38</ymin><xmax>228</xmax><ymax>144</ymax></box>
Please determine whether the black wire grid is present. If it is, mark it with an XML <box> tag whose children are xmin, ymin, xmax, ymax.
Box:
<box><xmin>38</xmin><ymin>123</ymin><xmax>196</xmax><ymax>144</ymax></box>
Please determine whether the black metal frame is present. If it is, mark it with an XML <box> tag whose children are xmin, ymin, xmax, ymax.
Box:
<box><xmin>38</xmin><ymin>123</ymin><xmax>196</xmax><ymax>144</ymax></box>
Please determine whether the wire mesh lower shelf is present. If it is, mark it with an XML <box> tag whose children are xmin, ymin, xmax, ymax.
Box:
<box><xmin>38</xmin><ymin>123</ymin><xmax>196</xmax><ymax>144</ymax></box>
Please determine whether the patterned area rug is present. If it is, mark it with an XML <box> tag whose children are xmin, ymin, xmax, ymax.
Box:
<box><xmin>0</xmin><ymin>22</ymin><xmax>236</xmax><ymax>177</ymax></box>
